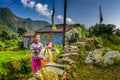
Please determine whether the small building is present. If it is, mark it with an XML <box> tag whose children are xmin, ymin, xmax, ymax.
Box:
<box><xmin>35</xmin><ymin>24</ymin><xmax>88</xmax><ymax>45</ymax></box>
<box><xmin>22</xmin><ymin>24</ymin><xmax>88</xmax><ymax>47</ymax></box>
<box><xmin>22</xmin><ymin>32</ymin><xmax>35</xmax><ymax>48</ymax></box>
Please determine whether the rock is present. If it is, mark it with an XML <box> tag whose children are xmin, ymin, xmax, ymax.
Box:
<box><xmin>56</xmin><ymin>58</ymin><xmax>75</xmax><ymax>65</ymax></box>
<box><xmin>33</xmin><ymin>68</ymin><xmax>59</xmax><ymax>80</ymax></box>
<box><xmin>76</xmin><ymin>42</ymin><xmax>86</xmax><ymax>51</ymax></box>
<box><xmin>45</xmin><ymin>62</ymin><xmax>70</xmax><ymax>69</ymax></box>
<box><xmin>64</xmin><ymin>45</ymin><xmax>79</xmax><ymax>53</ymax></box>
<box><xmin>60</xmin><ymin>53</ymin><xmax>79</xmax><ymax>61</ymax></box>
<box><xmin>103</xmin><ymin>51</ymin><xmax>120</xmax><ymax>65</ymax></box>
<box><xmin>85</xmin><ymin>49</ymin><xmax>103</xmax><ymax>64</ymax></box>
<box><xmin>61</xmin><ymin>53</ymin><xmax>78</xmax><ymax>57</ymax></box>
<box><xmin>44</xmin><ymin>66</ymin><xmax>64</xmax><ymax>76</ymax></box>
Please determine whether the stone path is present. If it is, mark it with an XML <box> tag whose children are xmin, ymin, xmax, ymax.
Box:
<box><xmin>28</xmin><ymin>45</ymin><xmax>79</xmax><ymax>80</ymax></box>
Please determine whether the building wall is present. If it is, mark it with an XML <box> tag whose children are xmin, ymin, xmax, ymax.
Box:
<box><xmin>36</xmin><ymin>32</ymin><xmax>63</xmax><ymax>45</ymax></box>
<box><xmin>54</xmin><ymin>33</ymin><xmax>63</xmax><ymax>45</ymax></box>
<box><xmin>23</xmin><ymin>37</ymin><xmax>33</xmax><ymax>48</ymax></box>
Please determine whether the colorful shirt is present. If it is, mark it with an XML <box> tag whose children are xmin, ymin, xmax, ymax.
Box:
<box><xmin>30</xmin><ymin>42</ymin><xmax>43</xmax><ymax>59</ymax></box>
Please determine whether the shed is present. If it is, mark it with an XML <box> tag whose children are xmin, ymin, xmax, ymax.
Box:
<box><xmin>22</xmin><ymin>32</ymin><xmax>35</xmax><ymax>48</ymax></box>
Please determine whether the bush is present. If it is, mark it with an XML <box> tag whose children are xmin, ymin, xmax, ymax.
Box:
<box><xmin>0</xmin><ymin>55</ymin><xmax>31</xmax><ymax>79</ymax></box>
<box><xmin>0</xmin><ymin>42</ymin><xmax>5</xmax><ymax>51</ymax></box>
<box><xmin>85</xmin><ymin>43</ymin><xmax>93</xmax><ymax>51</ymax></box>
<box><xmin>109</xmin><ymin>34</ymin><xmax>120</xmax><ymax>45</ymax></box>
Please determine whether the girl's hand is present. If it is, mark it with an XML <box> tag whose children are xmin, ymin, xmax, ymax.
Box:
<box><xmin>39</xmin><ymin>55</ymin><xmax>43</xmax><ymax>59</ymax></box>
<box><xmin>35</xmin><ymin>50</ymin><xmax>39</xmax><ymax>54</ymax></box>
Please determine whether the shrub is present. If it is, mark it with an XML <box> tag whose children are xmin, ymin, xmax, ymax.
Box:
<box><xmin>0</xmin><ymin>42</ymin><xmax>5</xmax><ymax>51</ymax></box>
<box><xmin>1</xmin><ymin>55</ymin><xmax>31</xmax><ymax>79</ymax></box>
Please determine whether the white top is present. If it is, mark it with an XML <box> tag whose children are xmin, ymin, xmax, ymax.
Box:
<box><xmin>30</xmin><ymin>42</ymin><xmax>43</xmax><ymax>59</ymax></box>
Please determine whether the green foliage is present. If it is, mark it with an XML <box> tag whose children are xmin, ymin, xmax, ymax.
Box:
<box><xmin>0</xmin><ymin>42</ymin><xmax>5</xmax><ymax>51</ymax></box>
<box><xmin>85</xmin><ymin>43</ymin><xmax>93</xmax><ymax>51</ymax></box>
<box><xmin>108</xmin><ymin>34</ymin><xmax>120</xmax><ymax>45</ymax></box>
<box><xmin>115</xmin><ymin>28</ymin><xmax>120</xmax><ymax>36</ymax></box>
<box><xmin>54</xmin><ymin>45</ymin><xmax>63</xmax><ymax>51</ymax></box>
<box><xmin>0</xmin><ymin>50</ymin><xmax>32</xmax><ymax>79</ymax></box>
<box><xmin>89</xmin><ymin>24</ymin><xmax>116</xmax><ymax>37</ymax></box>
<box><xmin>68</xmin><ymin>50</ymin><xmax>120</xmax><ymax>80</ymax></box>
<box><xmin>17</xmin><ymin>27</ymin><xmax>27</xmax><ymax>36</ymax></box>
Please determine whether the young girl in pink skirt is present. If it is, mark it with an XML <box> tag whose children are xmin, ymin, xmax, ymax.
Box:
<box><xmin>30</xmin><ymin>34</ymin><xmax>43</xmax><ymax>73</ymax></box>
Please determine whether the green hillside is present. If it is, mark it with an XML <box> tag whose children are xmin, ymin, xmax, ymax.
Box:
<box><xmin>0</xmin><ymin>8</ymin><xmax>50</xmax><ymax>32</ymax></box>
<box><xmin>0</xmin><ymin>8</ymin><xmax>50</xmax><ymax>50</ymax></box>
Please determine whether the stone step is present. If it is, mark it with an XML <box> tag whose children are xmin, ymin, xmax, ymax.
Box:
<box><xmin>45</xmin><ymin>62</ymin><xmax>70</xmax><ymax>69</ymax></box>
<box><xmin>44</xmin><ymin>66</ymin><xmax>64</xmax><ymax>76</ymax></box>
<box><xmin>56</xmin><ymin>58</ymin><xmax>75</xmax><ymax>65</ymax></box>
<box><xmin>60</xmin><ymin>53</ymin><xmax>78</xmax><ymax>57</ymax></box>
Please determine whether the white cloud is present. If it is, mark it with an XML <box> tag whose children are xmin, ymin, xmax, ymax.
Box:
<box><xmin>57</xmin><ymin>15</ymin><xmax>63</xmax><ymax>20</ymax></box>
<box><xmin>21</xmin><ymin>0</ymin><xmax>52</xmax><ymax>18</ymax></box>
<box><xmin>21</xmin><ymin>0</ymin><xmax>35</xmax><ymax>8</ymax></box>
<box><xmin>57</xmin><ymin>15</ymin><xmax>74</xmax><ymax>24</ymax></box>
<box><xmin>35</xmin><ymin>3</ymin><xmax>52</xmax><ymax>17</ymax></box>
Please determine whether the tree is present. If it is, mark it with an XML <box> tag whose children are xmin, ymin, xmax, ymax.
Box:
<box><xmin>17</xmin><ymin>27</ymin><xmax>27</xmax><ymax>36</ymax></box>
<box><xmin>1</xmin><ymin>31</ymin><xmax>11</xmax><ymax>40</ymax></box>
<box><xmin>89</xmin><ymin>24</ymin><xmax>116</xmax><ymax>36</ymax></box>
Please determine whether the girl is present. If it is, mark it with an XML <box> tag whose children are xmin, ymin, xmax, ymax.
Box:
<box><xmin>41</xmin><ymin>42</ymin><xmax>59</xmax><ymax>66</ymax></box>
<box><xmin>30</xmin><ymin>34</ymin><xmax>43</xmax><ymax>73</ymax></box>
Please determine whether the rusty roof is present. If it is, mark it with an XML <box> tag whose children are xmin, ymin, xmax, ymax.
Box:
<box><xmin>22</xmin><ymin>32</ymin><xmax>35</xmax><ymax>37</ymax></box>
<box><xmin>35</xmin><ymin>24</ymin><xmax>80</xmax><ymax>33</ymax></box>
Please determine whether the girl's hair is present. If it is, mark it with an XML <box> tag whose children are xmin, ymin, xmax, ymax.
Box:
<box><xmin>47</xmin><ymin>42</ymin><xmax>54</xmax><ymax>47</ymax></box>
<box><xmin>33</xmin><ymin>34</ymin><xmax>40</xmax><ymax>38</ymax></box>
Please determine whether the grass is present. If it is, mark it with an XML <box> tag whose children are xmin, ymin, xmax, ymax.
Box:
<box><xmin>0</xmin><ymin>50</ymin><xmax>31</xmax><ymax>72</ymax></box>
<box><xmin>69</xmin><ymin>51</ymin><xmax>120</xmax><ymax>80</ymax></box>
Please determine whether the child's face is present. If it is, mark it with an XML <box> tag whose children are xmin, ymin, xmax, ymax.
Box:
<box><xmin>47</xmin><ymin>42</ymin><xmax>53</xmax><ymax>48</ymax></box>
<box><xmin>34</xmin><ymin>35</ymin><xmax>40</xmax><ymax>43</ymax></box>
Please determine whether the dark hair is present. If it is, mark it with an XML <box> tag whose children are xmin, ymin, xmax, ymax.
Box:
<box><xmin>33</xmin><ymin>34</ymin><xmax>40</xmax><ymax>38</ymax></box>
<box><xmin>47</xmin><ymin>42</ymin><xmax>54</xmax><ymax>47</ymax></box>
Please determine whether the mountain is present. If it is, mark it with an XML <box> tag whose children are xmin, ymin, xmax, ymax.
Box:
<box><xmin>0</xmin><ymin>8</ymin><xmax>50</xmax><ymax>33</ymax></box>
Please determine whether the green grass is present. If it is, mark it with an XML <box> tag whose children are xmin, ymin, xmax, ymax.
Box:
<box><xmin>0</xmin><ymin>50</ymin><xmax>30</xmax><ymax>71</ymax></box>
<box><xmin>69</xmin><ymin>51</ymin><xmax>120</xmax><ymax>80</ymax></box>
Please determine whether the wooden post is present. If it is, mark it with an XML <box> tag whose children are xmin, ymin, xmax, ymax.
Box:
<box><xmin>63</xmin><ymin>0</ymin><xmax>67</xmax><ymax>48</ymax></box>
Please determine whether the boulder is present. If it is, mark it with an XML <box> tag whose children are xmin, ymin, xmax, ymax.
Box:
<box><xmin>44</xmin><ymin>67</ymin><xmax>64</xmax><ymax>76</ymax></box>
<box><xmin>85</xmin><ymin>49</ymin><xmax>104</xmax><ymax>64</ymax></box>
<box><xmin>103</xmin><ymin>51</ymin><xmax>120</xmax><ymax>65</ymax></box>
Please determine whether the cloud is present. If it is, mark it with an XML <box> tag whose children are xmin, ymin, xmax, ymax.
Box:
<box><xmin>57</xmin><ymin>15</ymin><xmax>63</xmax><ymax>20</ymax></box>
<box><xmin>57</xmin><ymin>15</ymin><xmax>74</xmax><ymax>24</ymax></box>
<box><xmin>21</xmin><ymin>0</ymin><xmax>35</xmax><ymax>8</ymax></box>
<box><xmin>21</xmin><ymin>0</ymin><xmax>52</xmax><ymax>18</ymax></box>
<box><xmin>35</xmin><ymin>3</ymin><xmax>52</xmax><ymax>17</ymax></box>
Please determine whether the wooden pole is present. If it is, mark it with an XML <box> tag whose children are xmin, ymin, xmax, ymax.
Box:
<box><xmin>63</xmin><ymin>0</ymin><xmax>67</xmax><ymax>48</ymax></box>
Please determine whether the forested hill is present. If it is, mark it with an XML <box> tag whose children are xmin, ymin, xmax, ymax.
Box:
<box><xmin>0</xmin><ymin>8</ymin><xmax>50</xmax><ymax>33</ymax></box>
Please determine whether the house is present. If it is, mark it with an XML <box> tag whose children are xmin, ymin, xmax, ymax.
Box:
<box><xmin>22</xmin><ymin>32</ymin><xmax>35</xmax><ymax>48</ymax></box>
<box><xmin>35</xmin><ymin>24</ymin><xmax>88</xmax><ymax>45</ymax></box>
<box><xmin>22</xmin><ymin>24</ymin><xmax>88</xmax><ymax>48</ymax></box>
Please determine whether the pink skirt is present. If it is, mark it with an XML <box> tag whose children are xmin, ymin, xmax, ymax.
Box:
<box><xmin>32</xmin><ymin>56</ymin><xmax>43</xmax><ymax>73</ymax></box>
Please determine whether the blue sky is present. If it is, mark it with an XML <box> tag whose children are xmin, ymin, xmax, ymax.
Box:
<box><xmin>0</xmin><ymin>0</ymin><xmax>120</xmax><ymax>28</ymax></box>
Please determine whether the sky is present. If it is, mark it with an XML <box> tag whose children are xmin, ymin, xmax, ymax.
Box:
<box><xmin>0</xmin><ymin>0</ymin><xmax>120</xmax><ymax>28</ymax></box>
